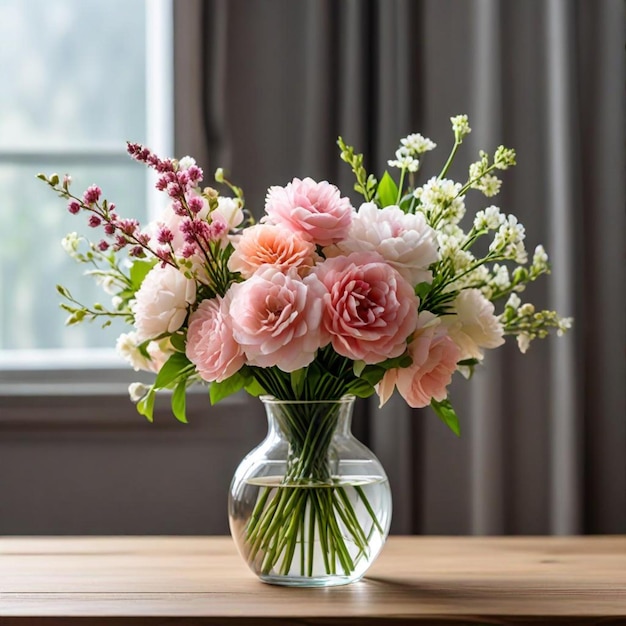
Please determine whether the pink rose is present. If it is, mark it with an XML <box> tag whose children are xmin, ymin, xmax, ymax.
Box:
<box><xmin>377</xmin><ymin>313</ymin><xmax>460</xmax><ymax>408</ymax></box>
<box><xmin>228</xmin><ymin>266</ymin><xmax>327</xmax><ymax>372</ymax></box>
<box><xmin>314</xmin><ymin>252</ymin><xmax>419</xmax><ymax>364</ymax></box>
<box><xmin>186</xmin><ymin>296</ymin><xmax>245</xmax><ymax>382</ymax></box>
<box><xmin>264</xmin><ymin>177</ymin><xmax>353</xmax><ymax>246</ymax></box>
<box><xmin>228</xmin><ymin>224</ymin><xmax>318</xmax><ymax>278</ymax></box>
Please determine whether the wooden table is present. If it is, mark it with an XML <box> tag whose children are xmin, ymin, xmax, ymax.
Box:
<box><xmin>0</xmin><ymin>536</ymin><xmax>625</xmax><ymax>625</ymax></box>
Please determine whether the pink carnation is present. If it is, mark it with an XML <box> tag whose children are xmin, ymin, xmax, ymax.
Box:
<box><xmin>264</xmin><ymin>177</ymin><xmax>353</xmax><ymax>246</ymax></box>
<box><xmin>228</xmin><ymin>223</ymin><xmax>318</xmax><ymax>278</ymax></box>
<box><xmin>228</xmin><ymin>266</ymin><xmax>327</xmax><ymax>372</ymax></box>
<box><xmin>314</xmin><ymin>252</ymin><xmax>419</xmax><ymax>364</ymax></box>
<box><xmin>377</xmin><ymin>313</ymin><xmax>460</xmax><ymax>408</ymax></box>
<box><xmin>186</xmin><ymin>296</ymin><xmax>245</xmax><ymax>382</ymax></box>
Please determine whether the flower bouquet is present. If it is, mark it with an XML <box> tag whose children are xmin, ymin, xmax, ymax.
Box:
<box><xmin>40</xmin><ymin>115</ymin><xmax>571</xmax><ymax>585</ymax></box>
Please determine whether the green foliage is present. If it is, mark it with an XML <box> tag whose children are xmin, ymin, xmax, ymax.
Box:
<box><xmin>154</xmin><ymin>352</ymin><xmax>194</xmax><ymax>389</ymax></box>
<box><xmin>337</xmin><ymin>137</ymin><xmax>378</xmax><ymax>201</ymax></box>
<box><xmin>430</xmin><ymin>398</ymin><xmax>461</xmax><ymax>436</ymax></box>
<box><xmin>376</xmin><ymin>171</ymin><xmax>399</xmax><ymax>207</ymax></box>
<box><xmin>136</xmin><ymin>388</ymin><xmax>156</xmax><ymax>422</ymax></box>
<box><xmin>129</xmin><ymin>259</ymin><xmax>156</xmax><ymax>289</ymax></box>
<box><xmin>209</xmin><ymin>370</ymin><xmax>247</xmax><ymax>405</ymax></box>
<box><xmin>171</xmin><ymin>379</ymin><xmax>188</xmax><ymax>423</ymax></box>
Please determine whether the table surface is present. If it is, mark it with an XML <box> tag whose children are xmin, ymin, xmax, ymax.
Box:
<box><xmin>0</xmin><ymin>536</ymin><xmax>625</xmax><ymax>625</ymax></box>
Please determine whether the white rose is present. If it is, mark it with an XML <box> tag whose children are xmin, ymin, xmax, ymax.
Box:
<box><xmin>213</xmin><ymin>196</ymin><xmax>244</xmax><ymax>229</ymax></box>
<box><xmin>442</xmin><ymin>289</ymin><xmax>504</xmax><ymax>360</ymax></box>
<box><xmin>132</xmin><ymin>264</ymin><xmax>196</xmax><ymax>341</ymax></box>
<box><xmin>324</xmin><ymin>203</ymin><xmax>439</xmax><ymax>285</ymax></box>
<box><xmin>116</xmin><ymin>331</ymin><xmax>154</xmax><ymax>372</ymax></box>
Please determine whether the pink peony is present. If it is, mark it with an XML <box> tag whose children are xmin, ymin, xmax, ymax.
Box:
<box><xmin>377</xmin><ymin>312</ymin><xmax>460</xmax><ymax>408</ymax></box>
<box><xmin>324</xmin><ymin>202</ymin><xmax>439</xmax><ymax>285</ymax></box>
<box><xmin>132</xmin><ymin>264</ymin><xmax>196</xmax><ymax>341</ymax></box>
<box><xmin>228</xmin><ymin>223</ymin><xmax>318</xmax><ymax>278</ymax></box>
<box><xmin>314</xmin><ymin>252</ymin><xmax>419</xmax><ymax>364</ymax></box>
<box><xmin>186</xmin><ymin>296</ymin><xmax>245</xmax><ymax>382</ymax></box>
<box><xmin>264</xmin><ymin>177</ymin><xmax>353</xmax><ymax>246</ymax></box>
<box><xmin>228</xmin><ymin>266</ymin><xmax>327</xmax><ymax>372</ymax></box>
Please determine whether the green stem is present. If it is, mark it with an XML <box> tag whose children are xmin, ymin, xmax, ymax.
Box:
<box><xmin>438</xmin><ymin>140</ymin><xmax>461</xmax><ymax>179</ymax></box>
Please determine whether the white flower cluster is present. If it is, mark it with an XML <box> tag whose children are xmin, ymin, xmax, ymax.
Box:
<box><xmin>500</xmin><ymin>293</ymin><xmax>573</xmax><ymax>353</ymax></box>
<box><xmin>451</xmin><ymin>115</ymin><xmax>471</xmax><ymax>141</ymax></box>
<box><xmin>489</xmin><ymin>214</ymin><xmax>527</xmax><ymax>264</ymax></box>
<box><xmin>387</xmin><ymin>150</ymin><xmax>420</xmax><ymax>172</ymax></box>
<box><xmin>473</xmin><ymin>205</ymin><xmax>506</xmax><ymax>231</ymax></box>
<box><xmin>401</xmin><ymin>133</ymin><xmax>437</xmax><ymax>154</ymax></box>
<box><xmin>387</xmin><ymin>133</ymin><xmax>437</xmax><ymax>172</ymax></box>
<box><xmin>414</xmin><ymin>177</ymin><xmax>466</xmax><ymax>226</ymax></box>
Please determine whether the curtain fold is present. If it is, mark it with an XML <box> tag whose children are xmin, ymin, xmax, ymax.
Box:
<box><xmin>175</xmin><ymin>0</ymin><xmax>626</xmax><ymax>534</ymax></box>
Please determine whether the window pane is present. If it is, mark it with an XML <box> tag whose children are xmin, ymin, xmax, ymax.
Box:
<box><xmin>0</xmin><ymin>162</ymin><xmax>147</xmax><ymax>349</ymax></box>
<box><xmin>0</xmin><ymin>0</ymin><xmax>158</xmax><ymax>352</ymax></box>
<box><xmin>0</xmin><ymin>0</ymin><xmax>146</xmax><ymax>150</ymax></box>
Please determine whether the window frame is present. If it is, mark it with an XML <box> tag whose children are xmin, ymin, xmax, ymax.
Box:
<box><xmin>0</xmin><ymin>0</ymin><xmax>175</xmax><ymax>417</ymax></box>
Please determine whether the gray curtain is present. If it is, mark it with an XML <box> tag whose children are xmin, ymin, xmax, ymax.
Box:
<box><xmin>175</xmin><ymin>0</ymin><xmax>625</xmax><ymax>535</ymax></box>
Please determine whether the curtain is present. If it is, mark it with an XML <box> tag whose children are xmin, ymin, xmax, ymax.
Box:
<box><xmin>174</xmin><ymin>0</ymin><xmax>625</xmax><ymax>535</ymax></box>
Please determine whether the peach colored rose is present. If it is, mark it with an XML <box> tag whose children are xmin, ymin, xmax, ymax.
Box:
<box><xmin>441</xmin><ymin>288</ymin><xmax>504</xmax><ymax>360</ymax></box>
<box><xmin>228</xmin><ymin>266</ymin><xmax>327</xmax><ymax>372</ymax></box>
<box><xmin>314</xmin><ymin>252</ymin><xmax>418</xmax><ymax>364</ymax></box>
<box><xmin>186</xmin><ymin>295</ymin><xmax>245</xmax><ymax>382</ymax></box>
<box><xmin>264</xmin><ymin>177</ymin><xmax>353</xmax><ymax>246</ymax></box>
<box><xmin>377</xmin><ymin>313</ymin><xmax>460</xmax><ymax>408</ymax></box>
<box><xmin>228</xmin><ymin>224</ymin><xmax>318</xmax><ymax>278</ymax></box>
<box><xmin>324</xmin><ymin>203</ymin><xmax>439</xmax><ymax>285</ymax></box>
<box><xmin>132</xmin><ymin>264</ymin><xmax>196</xmax><ymax>341</ymax></box>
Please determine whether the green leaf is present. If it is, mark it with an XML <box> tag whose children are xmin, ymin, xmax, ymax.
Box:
<box><xmin>290</xmin><ymin>368</ymin><xmax>306</xmax><ymax>398</ymax></box>
<box><xmin>415</xmin><ymin>282</ymin><xmax>431</xmax><ymax>300</ymax></box>
<box><xmin>171</xmin><ymin>379</ymin><xmax>188</xmax><ymax>423</ymax></box>
<box><xmin>377</xmin><ymin>171</ymin><xmax>399</xmax><ymax>207</ymax></box>
<box><xmin>457</xmin><ymin>358</ymin><xmax>479</xmax><ymax>367</ymax></box>
<box><xmin>129</xmin><ymin>259</ymin><xmax>157</xmax><ymax>289</ymax></box>
<box><xmin>346</xmin><ymin>378</ymin><xmax>376</xmax><ymax>399</ymax></box>
<box><xmin>243</xmin><ymin>377</ymin><xmax>266</xmax><ymax>397</ymax></box>
<box><xmin>154</xmin><ymin>352</ymin><xmax>193</xmax><ymax>389</ymax></box>
<box><xmin>352</xmin><ymin>360</ymin><xmax>366</xmax><ymax>377</ymax></box>
<box><xmin>359</xmin><ymin>365</ymin><xmax>387</xmax><ymax>387</ymax></box>
<box><xmin>430</xmin><ymin>398</ymin><xmax>461</xmax><ymax>437</ymax></box>
<box><xmin>209</xmin><ymin>371</ymin><xmax>246</xmax><ymax>405</ymax></box>
<box><xmin>169</xmin><ymin>332</ymin><xmax>186</xmax><ymax>353</ymax></box>
<box><xmin>136</xmin><ymin>388</ymin><xmax>156</xmax><ymax>422</ymax></box>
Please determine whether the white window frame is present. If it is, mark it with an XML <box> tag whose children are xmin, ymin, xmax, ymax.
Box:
<box><xmin>0</xmin><ymin>0</ymin><xmax>179</xmax><ymax>418</ymax></box>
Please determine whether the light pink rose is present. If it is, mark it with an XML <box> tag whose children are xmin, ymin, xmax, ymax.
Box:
<box><xmin>132</xmin><ymin>264</ymin><xmax>196</xmax><ymax>341</ymax></box>
<box><xmin>377</xmin><ymin>313</ymin><xmax>460</xmax><ymax>408</ymax></box>
<box><xmin>314</xmin><ymin>252</ymin><xmax>419</xmax><ymax>364</ymax></box>
<box><xmin>228</xmin><ymin>266</ymin><xmax>327</xmax><ymax>372</ymax></box>
<box><xmin>228</xmin><ymin>223</ymin><xmax>318</xmax><ymax>278</ymax></box>
<box><xmin>324</xmin><ymin>202</ymin><xmax>439</xmax><ymax>285</ymax></box>
<box><xmin>186</xmin><ymin>296</ymin><xmax>245</xmax><ymax>382</ymax></box>
<box><xmin>441</xmin><ymin>289</ymin><xmax>504</xmax><ymax>360</ymax></box>
<box><xmin>264</xmin><ymin>177</ymin><xmax>353</xmax><ymax>246</ymax></box>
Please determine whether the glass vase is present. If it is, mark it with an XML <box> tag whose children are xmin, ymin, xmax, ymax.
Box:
<box><xmin>228</xmin><ymin>395</ymin><xmax>392</xmax><ymax>587</ymax></box>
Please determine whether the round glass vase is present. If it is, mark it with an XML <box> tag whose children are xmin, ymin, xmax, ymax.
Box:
<box><xmin>228</xmin><ymin>395</ymin><xmax>392</xmax><ymax>587</ymax></box>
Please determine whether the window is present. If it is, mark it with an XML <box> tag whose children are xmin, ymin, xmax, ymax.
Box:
<box><xmin>0</xmin><ymin>0</ymin><xmax>172</xmax><ymax>359</ymax></box>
